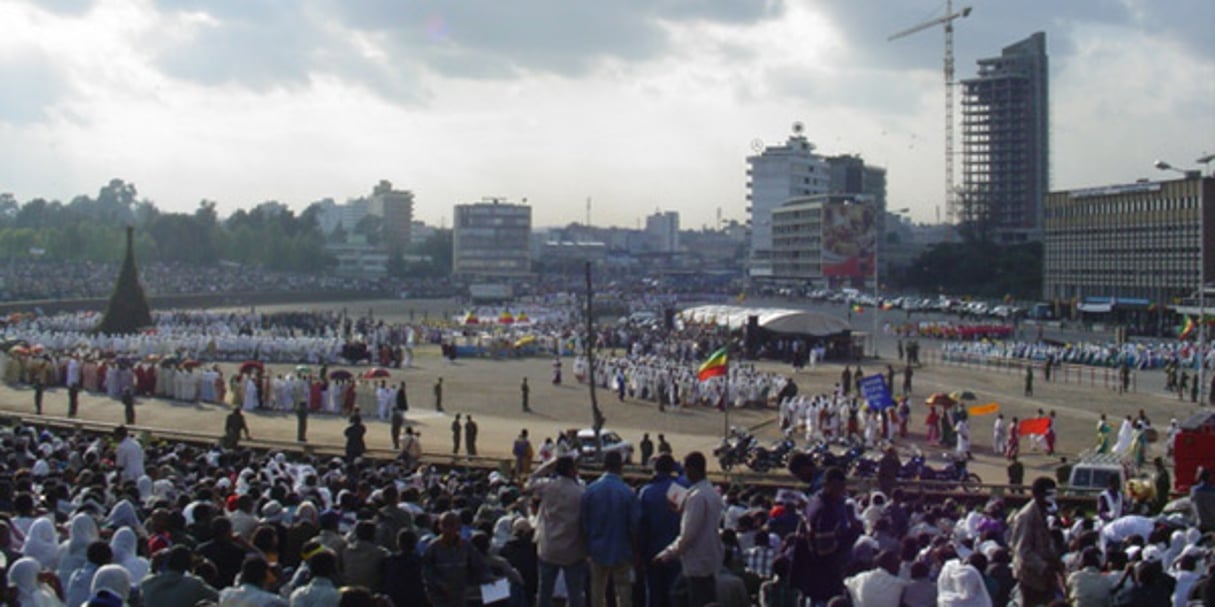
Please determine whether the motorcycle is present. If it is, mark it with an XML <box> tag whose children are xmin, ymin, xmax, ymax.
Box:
<box><xmin>746</xmin><ymin>437</ymin><xmax>796</xmax><ymax>473</ymax></box>
<box><xmin>910</xmin><ymin>451</ymin><xmax>982</xmax><ymax>492</ymax></box>
<box><xmin>714</xmin><ymin>427</ymin><xmax>753</xmax><ymax>472</ymax></box>
<box><xmin>850</xmin><ymin>453</ymin><xmax>920</xmax><ymax>481</ymax></box>
<box><xmin>810</xmin><ymin>441</ymin><xmax>867</xmax><ymax>471</ymax></box>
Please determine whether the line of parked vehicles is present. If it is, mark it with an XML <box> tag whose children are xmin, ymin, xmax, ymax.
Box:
<box><xmin>713</xmin><ymin>428</ymin><xmax>983</xmax><ymax>491</ymax></box>
<box><xmin>806</xmin><ymin>288</ymin><xmax>1029</xmax><ymax>321</ymax></box>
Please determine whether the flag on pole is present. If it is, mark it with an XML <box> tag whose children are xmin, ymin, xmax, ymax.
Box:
<box><xmin>697</xmin><ymin>347</ymin><xmax>728</xmax><ymax>382</ymax></box>
<box><xmin>1180</xmin><ymin>315</ymin><xmax>1196</xmax><ymax>340</ymax></box>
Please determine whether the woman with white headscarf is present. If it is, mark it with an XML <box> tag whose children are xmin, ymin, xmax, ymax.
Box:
<box><xmin>89</xmin><ymin>564</ymin><xmax>132</xmax><ymax>606</ymax></box>
<box><xmin>7</xmin><ymin>556</ymin><xmax>66</xmax><ymax>607</ymax></box>
<box><xmin>104</xmin><ymin>501</ymin><xmax>146</xmax><ymax>538</ymax></box>
<box><xmin>108</xmin><ymin>527</ymin><xmax>150</xmax><ymax>587</ymax></box>
<box><xmin>23</xmin><ymin>518</ymin><xmax>62</xmax><ymax>570</ymax></box>
<box><xmin>56</xmin><ymin>513</ymin><xmax>99</xmax><ymax>584</ymax></box>
<box><xmin>136</xmin><ymin>476</ymin><xmax>153</xmax><ymax>505</ymax></box>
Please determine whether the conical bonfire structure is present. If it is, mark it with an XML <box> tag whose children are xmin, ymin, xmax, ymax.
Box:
<box><xmin>96</xmin><ymin>226</ymin><xmax>153</xmax><ymax>334</ymax></box>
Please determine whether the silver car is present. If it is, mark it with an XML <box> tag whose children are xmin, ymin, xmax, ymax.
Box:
<box><xmin>575</xmin><ymin>429</ymin><xmax>634</xmax><ymax>464</ymax></box>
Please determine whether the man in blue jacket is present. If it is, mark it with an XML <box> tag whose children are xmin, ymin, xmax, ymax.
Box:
<box><xmin>582</xmin><ymin>450</ymin><xmax>641</xmax><ymax>607</ymax></box>
<box><xmin>637</xmin><ymin>454</ymin><xmax>686</xmax><ymax>607</ymax></box>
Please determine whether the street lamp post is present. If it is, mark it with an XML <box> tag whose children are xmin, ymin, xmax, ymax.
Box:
<box><xmin>874</xmin><ymin>207</ymin><xmax>911</xmax><ymax>359</ymax></box>
<box><xmin>1156</xmin><ymin>159</ymin><xmax>1209</xmax><ymax>405</ymax></box>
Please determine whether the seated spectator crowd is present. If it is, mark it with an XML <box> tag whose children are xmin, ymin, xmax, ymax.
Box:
<box><xmin>0</xmin><ymin>420</ymin><xmax>1212</xmax><ymax>607</ymax></box>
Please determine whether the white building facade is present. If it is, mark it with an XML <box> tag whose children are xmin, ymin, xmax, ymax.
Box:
<box><xmin>746</xmin><ymin>129</ymin><xmax>830</xmax><ymax>277</ymax></box>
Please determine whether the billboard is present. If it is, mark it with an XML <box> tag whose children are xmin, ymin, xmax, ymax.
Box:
<box><xmin>821</xmin><ymin>201</ymin><xmax>875</xmax><ymax>280</ymax></box>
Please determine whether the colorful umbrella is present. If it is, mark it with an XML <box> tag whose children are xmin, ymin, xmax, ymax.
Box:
<box><xmin>362</xmin><ymin>367</ymin><xmax>391</xmax><ymax>379</ymax></box>
<box><xmin>239</xmin><ymin>360</ymin><xmax>265</xmax><ymax>374</ymax></box>
<box><xmin>949</xmin><ymin>390</ymin><xmax>978</xmax><ymax>401</ymax></box>
<box><xmin>514</xmin><ymin>335</ymin><xmax>536</xmax><ymax>348</ymax></box>
<box><xmin>8</xmin><ymin>345</ymin><xmax>29</xmax><ymax>356</ymax></box>
<box><xmin>924</xmin><ymin>392</ymin><xmax>957</xmax><ymax>407</ymax></box>
<box><xmin>328</xmin><ymin>370</ymin><xmax>353</xmax><ymax>381</ymax></box>
<box><xmin>296</xmin><ymin>365</ymin><xmax>311</xmax><ymax>374</ymax></box>
<box><xmin>499</xmin><ymin>311</ymin><xmax>515</xmax><ymax>325</ymax></box>
<box><xmin>463</xmin><ymin>312</ymin><xmax>480</xmax><ymax>325</ymax></box>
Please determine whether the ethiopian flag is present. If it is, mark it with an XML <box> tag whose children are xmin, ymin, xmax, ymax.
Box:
<box><xmin>697</xmin><ymin>347</ymin><xmax>728</xmax><ymax>382</ymax></box>
<box><xmin>1180</xmin><ymin>315</ymin><xmax>1196</xmax><ymax>340</ymax></box>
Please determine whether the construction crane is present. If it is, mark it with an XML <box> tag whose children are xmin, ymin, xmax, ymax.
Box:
<box><xmin>888</xmin><ymin>1</ymin><xmax>972</xmax><ymax>225</ymax></box>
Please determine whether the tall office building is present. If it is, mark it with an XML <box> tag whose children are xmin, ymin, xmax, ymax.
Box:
<box><xmin>826</xmin><ymin>154</ymin><xmax>887</xmax><ymax>214</ymax></box>
<box><xmin>452</xmin><ymin>198</ymin><xmax>532</xmax><ymax>277</ymax></box>
<box><xmin>961</xmin><ymin>32</ymin><xmax>1049</xmax><ymax>244</ymax></box>
<box><xmin>746</xmin><ymin>125</ymin><xmax>830</xmax><ymax>277</ymax></box>
<box><xmin>645</xmin><ymin>211</ymin><xmax>680</xmax><ymax>253</ymax></box>
<box><xmin>369</xmin><ymin>180</ymin><xmax>414</xmax><ymax>248</ymax></box>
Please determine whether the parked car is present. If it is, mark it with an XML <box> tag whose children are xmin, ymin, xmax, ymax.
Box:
<box><xmin>574</xmin><ymin>429</ymin><xmax>634</xmax><ymax>464</ymax></box>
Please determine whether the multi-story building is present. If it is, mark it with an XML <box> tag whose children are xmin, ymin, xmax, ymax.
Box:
<box><xmin>645</xmin><ymin>211</ymin><xmax>680</xmax><ymax>253</ymax></box>
<box><xmin>369</xmin><ymin>180</ymin><xmax>413</xmax><ymax>248</ymax></box>
<box><xmin>452</xmin><ymin>198</ymin><xmax>532</xmax><ymax>278</ymax></box>
<box><xmin>960</xmin><ymin>31</ymin><xmax>1049</xmax><ymax>244</ymax></box>
<box><xmin>826</xmin><ymin>154</ymin><xmax>889</xmax><ymax>274</ymax></box>
<box><xmin>1043</xmin><ymin>176</ymin><xmax>1213</xmax><ymax>309</ymax></box>
<box><xmin>771</xmin><ymin>194</ymin><xmax>876</xmax><ymax>289</ymax></box>
<box><xmin>746</xmin><ymin>126</ymin><xmax>830</xmax><ymax>277</ymax></box>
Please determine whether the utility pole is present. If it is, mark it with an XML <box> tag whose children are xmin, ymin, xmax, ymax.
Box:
<box><xmin>586</xmin><ymin>261</ymin><xmax>605</xmax><ymax>453</ymax></box>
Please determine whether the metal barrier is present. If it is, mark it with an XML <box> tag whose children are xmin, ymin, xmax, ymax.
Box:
<box><xmin>928</xmin><ymin>351</ymin><xmax>1137</xmax><ymax>393</ymax></box>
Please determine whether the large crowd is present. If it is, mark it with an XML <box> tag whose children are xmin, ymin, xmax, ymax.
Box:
<box><xmin>939</xmin><ymin>339</ymin><xmax>1213</xmax><ymax>372</ymax></box>
<box><xmin>0</xmin><ymin>411</ymin><xmax>1211</xmax><ymax>607</ymax></box>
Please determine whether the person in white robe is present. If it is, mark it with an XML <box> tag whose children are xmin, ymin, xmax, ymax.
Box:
<box><xmin>242</xmin><ymin>375</ymin><xmax>259</xmax><ymax>411</ymax></box>
<box><xmin>955</xmin><ymin>418</ymin><xmax>971</xmax><ymax>458</ymax></box>
<box><xmin>1112</xmin><ymin>415</ymin><xmax>1135</xmax><ymax>455</ymax></box>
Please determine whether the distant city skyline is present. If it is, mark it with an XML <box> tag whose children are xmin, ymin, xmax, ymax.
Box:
<box><xmin>0</xmin><ymin>0</ymin><xmax>1211</xmax><ymax>229</ymax></box>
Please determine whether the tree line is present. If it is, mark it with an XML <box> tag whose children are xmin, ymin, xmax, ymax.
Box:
<box><xmin>0</xmin><ymin>179</ymin><xmax>452</xmax><ymax>276</ymax></box>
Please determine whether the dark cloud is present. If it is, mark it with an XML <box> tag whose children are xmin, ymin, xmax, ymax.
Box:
<box><xmin>150</xmin><ymin>0</ymin><xmax>784</xmax><ymax>98</ymax></box>
<box><xmin>0</xmin><ymin>51</ymin><xmax>71</xmax><ymax>125</ymax></box>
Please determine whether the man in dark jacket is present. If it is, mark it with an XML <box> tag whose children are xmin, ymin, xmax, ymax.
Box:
<box><xmin>345</xmin><ymin>412</ymin><xmax>367</xmax><ymax>462</ymax></box>
<box><xmin>500</xmin><ymin>519</ymin><xmax>539</xmax><ymax>607</ymax></box>
<box><xmin>197</xmin><ymin>517</ymin><xmax>248</xmax><ymax>588</ymax></box>
<box><xmin>375</xmin><ymin>485</ymin><xmax>414</xmax><ymax>551</ymax></box>
<box><xmin>383</xmin><ymin>529</ymin><xmax>430</xmax><ymax>607</ymax></box>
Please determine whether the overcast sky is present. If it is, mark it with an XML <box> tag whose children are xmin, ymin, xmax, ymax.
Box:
<box><xmin>1</xmin><ymin>0</ymin><xmax>1212</xmax><ymax>228</ymax></box>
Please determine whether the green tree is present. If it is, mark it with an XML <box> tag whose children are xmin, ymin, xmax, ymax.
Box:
<box><xmin>404</xmin><ymin>229</ymin><xmax>452</xmax><ymax>278</ymax></box>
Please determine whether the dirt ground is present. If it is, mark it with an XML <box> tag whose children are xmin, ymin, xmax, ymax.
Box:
<box><xmin>1</xmin><ymin>298</ymin><xmax>1204</xmax><ymax>486</ymax></box>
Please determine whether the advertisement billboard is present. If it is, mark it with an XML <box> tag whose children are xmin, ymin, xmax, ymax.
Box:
<box><xmin>821</xmin><ymin>200</ymin><xmax>876</xmax><ymax>280</ymax></box>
